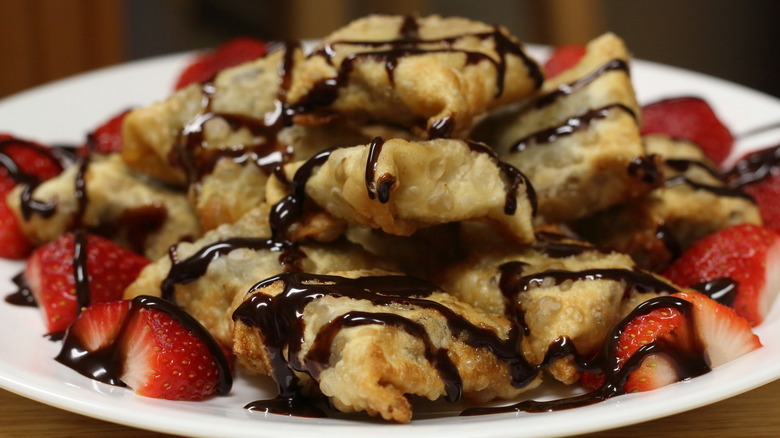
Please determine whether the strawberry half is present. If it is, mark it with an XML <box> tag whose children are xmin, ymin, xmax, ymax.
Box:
<box><xmin>84</xmin><ymin>109</ymin><xmax>131</xmax><ymax>155</ymax></box>
<box><xmin>174</xmin><ymin>37</ymin><xmax>267</xmax><ymax>90</ymax></box>
<box><xmin>25</xmin><ymin>232</ymin><xmax>150</xmax><ymax>334</ymax></box>
<box><xmin>640</xmin><ymin>96</ymin><xmax>734</xmax><ymax>166</ymax></box>
<box><xmin>119</xmin><ymin>301</ymin><xmax>225</xmax><ymax>400</ymax></box>
<box><xmin>616</xmin><ymin>303</ymin><xmax>692</xmax><ymax>393</ymax></box>
<box><xmin>56</xmin><ymin>296</ymin><xmax>232</xmax><ymax>400</ymax></box>
<box><xmin>726</xmin><ymin>144</ymin><xmax>780</xmax><ymax>233</ymax></box>
<box><xmin>674</xmin><ymin>291</ymin><xmax>762</xmax><ymax>367</ymax></box>
<box><xmin>0</xmin><ymin>135</ymin><xmax>65</xmax><ymax>259</ymax></box>
<box><xmin>543</xmin><ymin>45</ymin><xmax>586</xmax><ymax>78</ymax></box>
<box><xmin>589</xmin><ymin>292</ymin><xmax>761</xmax><ymax>394</ymax></box>
<box><xmin>663</xmin><ymin>224</ymin><xmax>780</xmax><ymax>326</ymax></box>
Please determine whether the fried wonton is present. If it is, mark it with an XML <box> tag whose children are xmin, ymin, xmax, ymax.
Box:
<box><xmin>473</xmin><ymin>33</ymin><xmax>654</xmax><ymax>222</ymax></box>
<box><xmin>232</xmin><ymin>270</ymin><xmax>542</xmax><ymax>423</ymax></box>
<box><xmin>574</xmin><ymin>135</ymin><xmax>762</xmax><ymax>271</ymax></box>
<box><xmin>7</xmin><ymin>154</ymin><xmax>200</xmax><ymax>260</ymax></box>
<box><xmin>303</xmin><ymin>137</ymin><xmax>537</xmax><ymax>243</ymax></box>
<box><xmin>287</xmin><ymin>14</ymin><xmax>543</xmax><ymax>138</ymax></box>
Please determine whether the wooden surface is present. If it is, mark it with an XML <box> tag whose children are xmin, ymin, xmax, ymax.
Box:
<box><xmin>2</xmin><ymin>379</ymin><xmax>780</xmax><ymax>437</ymax></box>
<box><xmin>0</xmin><ymin>0</ymin><xmax>125</xmax><ymax>99</ymax></box>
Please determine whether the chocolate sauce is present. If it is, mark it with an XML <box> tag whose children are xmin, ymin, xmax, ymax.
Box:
<box><xmin>655</xmin><ymin>225</ymin><xmax>682</xmax><ymax>260</ymax></box>
<box><xmin>461</xmin><ymin>296</ymin><xmax>710</xmax><ymax>416</ymax></box>
<box><xmin>232</xmin><ymin>272</ymin><xmax>537</xmax><ymax>410</ymax></box>
<box><xmin>305</xmin><ymin>311</ymin><xmax>462</xmax><ymax>402</ymax></box>
<box><xmin>115</xmin><ymin>204</ymin><xmax>168</xmax><ymax>254</ymax></box>
<box><xmin>55</xmin><ymin>295</ymin><xmax>233</xmax><ymax>394</ymax></box>
<box><xmin>364</xmin><ymin>137</ymin><xmax>388</xmax><ymax>202</ymax></box>
<box><xmin>664</xmin><ymin>174</ymin><xmax>753</xmax><ymax>200</ymax></box>
<box><xmin>510</xmin><ymin>103</ymin><xmax>637</xmax><ymax>153</ymax></box>
<box><xmin>516</xmin><ymin>268</ymin><xmax>680</xmax><ymax>300</ymax></box>
<box><xmin>692</xmin><ymin>278</ymin><xmax>738</xmax><ymax>307</ymax></box>
<box><xmin>244</xmin><ymin>394</ymin><xmax>327</xmax><ymax>418</ymax></box>
<box><xmin>628</xmin><ymin>155</ymin><xmax>662</xmax><ymax>186</ymax></box>
<box><xmin>72</xmin><ymin>229</ymin><xmax>91</xmax><ymax>312</ymax></box>
<box><xmin>466</xmin><ymin>141</ymin><xmax>537</xmax><ymax>215</ymax></box>
<box><xmin>532</xmin><ymin>231</ymin><xmax>611</xmax><ymax>258</ymax></box>
<box><xmin>298</xmin><ymin>24</ymin><xmax>542</xmax><ymax>137</ymax></box>
<box><xmin>530</xmin><ymin>59</ymin><xmax>630</xmax><ymax>111</ymax></box>
<box><xmin>55</xmin><ymin>295</ymin><xmax>233</xmax><ymax>395</ymax></box>
<box><xmin>4</xmin><ymin>272</ymin><xmax>36</xmax><ymax>307</ymax></box>
<box><xmin>173</xmin><ymin>42</ymin><xmax>300</xmax><ymax>185</ymax></box>
<box><xmin>726</xmin><ymin>143</ymin><xmax>780</xmax><ymax>188</ymax></box>
<box><xmin>160</xmin><ymin>237</ymin><xmax>291</xmax><ymax>302</ymax></box>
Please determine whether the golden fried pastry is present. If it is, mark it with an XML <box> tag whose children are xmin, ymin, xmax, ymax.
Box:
<box><xmin>193</xmin><ymin>122</ymin><xmax>369</xmax><ymax>230</ymax></box>
<box><xmin>288</xmin><ymin>14</ymin><xmax>543</xmax><ymax>138</ymax></box>
<box><xmin>122</xmin><ymin>44</ymin><xmax>307</xmax><ymax>186</ymax></box>
<box><xmin>124</xmin><ymin>205</ymin><xmax>392</xmax><ymax>345</ymax></box>
<box><xmin>232</xmin><ymin>270</ymin><xmax>542</xmax><ymax>423</ymax></box>
<box><xmin>437</xmin><ymin>232</ymin><xmax>677</xmax><ymax>384</ymax></box>
<box><xmin>304</xmin><ymin>137</ymin><xmax>536</xmax><ymax>243</ymax></box>
<box><xmin>7</xmin><ymin>154</ymin><xmax>200</xmax><ymax>260</ymax></box>
<box><xmin>574</xmin><ymin>135</ymin><xmax>762</xmax><ymax>271</ymax></box>
<box><xmin>473</xmin><ymin>33</ymin><xmax>653</xmax><ymax>222</ymax></box>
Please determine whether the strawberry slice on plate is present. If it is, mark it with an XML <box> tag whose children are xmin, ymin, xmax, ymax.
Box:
<box><xmin>0</xmin><ymin>135</ymin><xmax>66</xmax><ymax>259</ymax></box>
<box><xmin>174</xmin><ymin>37</ymin><xmax>267</xmax><ymax>90</ymax></box>
<box><xmin>585</xmin><ymin>292</ymin><xmax>761</xmax><ymax>394</ymax></box>
<box><xmin>84</xmin><ymin>109</ymin><xmax>132</xmax><ymax>155</ymax></box>
<box><xmin>640</xmin><ymin>96</ymin><xmax>734</xmax><ymax>166</ymax></box>
<box><xmin>56</xmin><ymin>296</ymin><xmax>233</xmax><ymax>400</ymax></box>
<box><xmin>726</xmin><ymin>143</ymin><xmax>780</xmax><ymax>233</ymax></box>
<box><xmin>663</xmin><ymin>224</ymin><xmax>780</xmax><ymax>326</ymax></box>
<box><xmin>25</xmin><ymin>232</ymin><xmax>150</xmax><ymax>334</ymax></box>
<box><xmin>543</xmin><ymin>45</ymin><xmax>586</xmax><ymax>78</ymax></box>
<box><xmin>119</xmin><ymin>300</ymin><xmax>227</xmax><ymax>400</ymax></box>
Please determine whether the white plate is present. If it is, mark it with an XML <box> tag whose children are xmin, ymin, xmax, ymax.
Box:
<box><xmin>1</xmin><ymin>49</ymin><xmax>780</xmax><ymax>438</ymax></box>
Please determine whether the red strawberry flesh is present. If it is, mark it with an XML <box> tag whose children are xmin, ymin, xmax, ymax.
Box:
<box><xmin>25</xmin><ymin>232</ymin><xmax>150</xmax><ymax>334</ymax></box>
<box><xmin>641</xmin><ymin>96</ymin><xmax>734</xmax><ymax>165</ymax></box>
<box><xmin>663</xmin><ymin>224</ymin><xmax>780</xmax><ymax>326</ymax></box>
<box><xmin>543</xmin><ymin>45</ymin><xmax>586</xmax><ymax>78</ymax></box>
<box><xmin>56</xmin><ymin>295</ymin><xmax>232</xmax><ymax>400</ymax></box>
<box><xmin>174</xmin><ymin>37</ymin><xmax>267</xmax><ymax>90</ymax></box>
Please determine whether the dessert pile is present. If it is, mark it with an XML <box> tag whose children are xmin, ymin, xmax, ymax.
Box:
<box><xmin>2</xmin><ymin>14</ymin><xmax>780</xmax><ymax>424</ymax></box>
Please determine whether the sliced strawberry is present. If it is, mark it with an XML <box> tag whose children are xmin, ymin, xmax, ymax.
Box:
<box><xmin>84</xmin><ymin>109</ymin><xmax>131</xmax><ymax>155</ymax></box>
<box><xmin>0</xmin><ymin>135</ymin><xmax>66</xmax><ymax>259</ymax></box>
<box><xmin>594</xmin><ymin>292</ymin><xmax>760</xmax><ymax>394</ymax></box>
<box><xmin>56</xmin><ymin>296</ymin><xmax>232</xmax><ymax>400</ymax></box>
<box><xmin>616</xmin><ymin>303</ymin><xmax>691</xmax><ymax>393</ymax></box>
<box><xmin>543</xmin><ymin>45</ymin><xmax>586</xmax><ymax>78</ymax></box>
<box><xmin>64</xmin><ymin>300</ymin><xmax>132</xmax><ymax>352</ymax></box>
<box><xmin>663</xmin><ymin>224</ymin><xmax>780</xmax><ymax>326</ymax></box>
<box><xmin>726</xmin><ymin>144</ymin><xmax>780</xmax><ymax>233</ymax></box>
<box><xmin>640</xmin><ymin>96</ymin><xmax>734</xmax><ymax>166</ymax></box>
<box><xmin>25</xmin><ymin>232</ymin><xmax>150</xmax><ymax>334</ymax></box>
<box><xmin>674</xmin><ymin>291</ymin><xmax>762</xmax><ymax>367</ymax></box>
<box><xmin>174</xmin><ymin>37</ymin><xmax>267</xmax><ymax>90</ymax></box>
<box><xmin>119</xmin><ymin>299</ymin><xmax>227</xmax><ymax>400</ymax></box>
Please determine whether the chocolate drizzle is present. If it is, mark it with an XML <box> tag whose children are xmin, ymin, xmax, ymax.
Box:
<box><xmin>364</xmin><ymin>137</ymin><xmax>392</xmax><ymax>202</ymax></box>
<box><xmin>466</xmin><ymin>141</ymin><xmax>537</xmax><ymax>215</ymax></box>
<box><xmin>4</xmin><ymin>272</ymin><xmax>36</xmax><ymax>307</ymax></box>
<box><xmin>160</xmin><ymin>237</ymin><xmax>295</xmax><ymax>302</ymax></box>
<box><xmin>510</xmin><ymin>103</ymin><xmax>637</xmax><ymax>153</ymax></box>
<box><xmin>531</xmin><ymin>59</ymin><xmax>630</xmax><ymax>111</ymax></box>
<box><xmin>232</xmin><ymin>272</ymin><xmax>536</xmax><ymax>411</ymax></box>
<box><xmin>726</xmin><ymin>143</ymin><xmax>780</xmax><ymax>188</ymax></box>
<box><xmin>461</xmin><ymin>296</ymin><xmax>710</xmax><ymax>415</ymax></box>
<box><xmin>55</xmin><ymin>295</ymin><xmax>233</xmax><ymax>395</ymax></box>
<box><xmin>173</xmin><ymin>42</ymin><xmax>300</xmax><ymax>185</ymax></box>
<box><xmin>663</xmin><ymin>158</ymin><xmax>753</xmax><ymax>200</ymax></box>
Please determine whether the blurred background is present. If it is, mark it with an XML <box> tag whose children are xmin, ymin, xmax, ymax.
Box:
<box><xmin>1</xmin><ymin>0</ymin><xmax>779</xmax><ymax>99</ymax></box>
